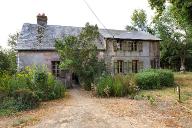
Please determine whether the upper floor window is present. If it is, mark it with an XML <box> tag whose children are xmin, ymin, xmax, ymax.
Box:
<box><xmin>131</xmin><ymin>42</ymin><xmax>137</xmax><ymax>51</ymax></box>
<box><xmin>113</xmin><ymin>40</ymin><xmax>142</xmax><ymax>52</ymax></box>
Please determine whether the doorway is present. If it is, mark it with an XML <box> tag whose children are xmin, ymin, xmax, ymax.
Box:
<box><xmin>132</xmin><ymin>60</ymin><xmax>138</xmax><ymax>73</ymax></box>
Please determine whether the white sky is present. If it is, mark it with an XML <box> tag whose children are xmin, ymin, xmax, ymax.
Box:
<box><xmin>0</xmin><ymin>0</ymin><xmax>154</xmax><ymax>48</ymax></box>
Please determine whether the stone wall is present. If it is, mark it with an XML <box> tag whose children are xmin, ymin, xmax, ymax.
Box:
<box><xmin>17</xmin><ymin>50</ymin><xmax>72</xmax><ymax>87</ymax></box>
<box><xmin>17</xmin><ymin>50</ymin><xmax>59</xmax><ymax>71</ymax></box>
<box><xmin>103</xmin><ymin>39</ymin><xmax>160</xmax><ymax>74</ymax></box>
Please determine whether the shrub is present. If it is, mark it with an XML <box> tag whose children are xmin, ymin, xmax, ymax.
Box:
<box><xmin>135</xmin><ymin>71</ymin><xmax>160</xmax><ymax>89</ymax></box>
<box><xmin>157</xmin><ymin>69</ymin><xmax>174</xmax><ymax>86</ymax></box>
<box><xmin>47</xmin><ymin>80</ymin><xmax>66</xmax><ymax>100</ymax></box>
<box><xmin>12</xmin><ymin>89</ymin><xmax>39</xmax><ymax>111</ymax></box>
<box><xmin>113</xmin><ymin>75</ymin><xmax>124</xmax><ymax>96</ymax></box>
<box><xmin>0</xmin><ymin>66</ymin><xmax>66</xmax><ymax>116</ymax></box>
<box><xmin>96</xmin><ymin>74</ymin><xmax>138</xmax><ymax>97</ymax></box>
<box><xmin>135</xmin><ymin>69</ymin><xmax>174</xmax><ymax>89</ymax></box>
<box><xmin>96</xmin><ymin>75</ymin><xmax>113</xmax><ymax>97</ymax></box>
<box><xmin>0</xmin><ymin>97</ymin><xmax>17</xmax><ymax>116</ymax></box>
<box><xmin>123</xmin><ymin>74</ymin><xmax>138</xmax><ymax>97</ymax></box>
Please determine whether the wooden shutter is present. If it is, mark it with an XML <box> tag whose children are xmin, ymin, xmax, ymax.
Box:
<box><xmin>138</xmin><ymin>42</ymin><xmax>143</xmax><ymax>52</ymax></box>
<box><xmin>114</xmin><ymin>61</ymin><xmax>118</xmax><ymax>74</ymax></box>
<box><xmin>128</xmin><ymin>60</ymin><xmax>132</xmax><ymax>73</ymax></box>
<box><xmin>138</xmin><ymin>61</ymin><xmax>144</xmax><ymax>72</ymax></box>
<box><xmin>113</xmin><ymin>41</ymin><xmax>117</xmax><ymax>51</ymax></box>
<box><xmin>124</xmin><ymin>61</ymin><xmax>128</xmax><ymax>74</ymax></box>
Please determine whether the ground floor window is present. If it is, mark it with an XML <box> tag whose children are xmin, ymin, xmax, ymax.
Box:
<box><xmin>114</xmin><ymin>60</ymin><xmax>124</xmax><ymax>74</ymax></box>
<box><xmin>114</xmin><ymin>60</ymin><xmax>143</xmax><ymax>74</ymax></box>
<box><xmin>51</xmin><ymin>61</ymin><xmax>60</xmax><ymax>77</ymax></box>
<box><xmin>151</xmin><ymin>58</ymin><xmax>159</xmax><ymax>69</ymax></box>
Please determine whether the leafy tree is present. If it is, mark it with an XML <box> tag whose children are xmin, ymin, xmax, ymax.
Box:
<box><xmin>8</xmin><ymin>32</ymin><xmax>19</xmax><ymax>49</ymax></box>
<box><xmin>148</xmin><ymin>0</ymin><xmax>192</xmax><ymax>27</ymax></box>
<box><xmin>126</xmin><ymin>9</ymin><xmax>155</xmax><ymax>34</ymax></box>
<box><xmin>0</xmin><ymin>49</ymin><xmax>10</xmax><ymax>74</ymax></box>
<box><xmin>0</xmin><ymin>32</ymin><xmax>18</xmax><ymax>74</ymax></box>
<box><xmin>55</xmin><ymin>23</ymin><xmax>106</xmax><ymax>90</ymax></box>
<box><xmin>154</xmin><ymin>6</ymin><xmax>192</xmax><ymax>71</ymax></box>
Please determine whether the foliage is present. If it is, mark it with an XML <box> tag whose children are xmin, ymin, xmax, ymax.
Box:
<box><xmin>126</xmin><ymin>9</ymin><xmax>155</xmax><ymax>34</ymax></box>
<box><xmin>7</xmin><ymin>32</ymin><xmax>19</xmax><ymax>49</ymax></box>
<box><xmin>0</xmin><ymin>32</ymin><xmax>18</xmax><ymax>74</ymax></box>
<box><xmin>148</xmin><ymin>0</ymin><xmax>192</xmax><ymax>27</ymax></box>
<box><xmin>0</xmin><ymin>66</ymin><xmax>66</xmax><ymax>116</ymax></box>
<box><xmin>135</xmin><ymin>71</ymin><xmax>160</xmax><ymax>89</ymax></box>
<box><xmin>154</xmin><ymin>6</ymin><xmax>192</xmax><ymax>71</ymax></box>
<box><xmin>96</xmin><ymin>74</ymin><xmax>138</xmax><ymax>97</ymax></box>
<box><xmin>0</xmin><ymin>49</ymin><xmax>11</xmax><ymax>74</ymax></box>
<box><xmin>12</xmin><ymin>89</ymin><xmax>39</xmax><ymax>111</ymax></box>
<box><xmin>135</xmin><ymin>69</ymin><xmax>174</xmax><ymax>89</ymax></box>
<box><xmin>0</xmin><ymin>97</ymin><xmax>17</xmax><ymax>116</ymax></box>
<box><xmin>157</xmin><ymin>69</ymin><xmax>174</xmax><ymax>87</ymax></box>
<box><xmin>56</xmin><ymin>23</ymin><xmax>106</xmax><ymax>90</ymax></box>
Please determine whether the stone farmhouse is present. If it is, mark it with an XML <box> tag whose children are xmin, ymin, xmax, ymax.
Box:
<box><xmin>16</xmin><ymin>14</ymin><xmax>161</xmax><ymax>85</ymax></box>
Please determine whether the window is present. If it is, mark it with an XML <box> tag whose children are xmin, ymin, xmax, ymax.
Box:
<box><xmin>131</xmin><ymin>42</ymin><xmax>137</xmax><ymax>51</ymax></box>
<box><xmin>51</xmin><ymin>61</ymin><xmax>60</xmax><ymax>77</ymax></box>
<box><xmin>114</xmin><ymin>60</ymin><xmax>124</xmax><ymax>74</ymax></box>
<box><xmin>117</xmin><ymin>40</ymin><xmax>122</xmax><ymax>50</ymax></box>
<box><xmin>114</xmin><ymin>40</ymin><xmax>143</xmax><ymax>52</ymax></box>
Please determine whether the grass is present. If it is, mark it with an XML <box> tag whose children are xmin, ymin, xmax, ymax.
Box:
<box><xmin>135</xmin><ymin>72</ymin><xmax>192</xmax><ymax>107</ymax></box>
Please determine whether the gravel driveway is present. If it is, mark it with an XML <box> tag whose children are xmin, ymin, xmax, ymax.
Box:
<box><xmin>28</xmin><ymin>89</ymin><xmax>168</xmax><ymax>128</ymax></box>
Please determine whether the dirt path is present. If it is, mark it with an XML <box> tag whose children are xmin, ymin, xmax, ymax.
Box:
<box><xmin>1</xmin><ymin>88</ymin><xmax>191</xmax><ymax>128</ymax></box>
<box><xmin>28</xmin><ymin>89</ymin><xmax>166</xmax><ymax>128</ymax></box>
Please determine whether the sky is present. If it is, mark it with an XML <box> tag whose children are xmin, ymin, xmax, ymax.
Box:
<box><xmin>0</xmin><ymin>0</ymin><xmax>154</xmax><ymax>48</ymax></box>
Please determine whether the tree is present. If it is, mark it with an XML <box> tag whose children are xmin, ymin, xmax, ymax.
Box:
<box><xmin>8</xmin><ymin>32</ymin><xmax>19</xmax><ymax>49</ymax></box>
<box><xmin>154</xmin><ymin>6</ymin><xmax>192</xmax><ymax>71</ymax></box>
<box><xmin>0</xmin><ymin>32</ymin><xmax>18</xmax><ymax>74</ymax></box>
<box><xmin>126</xmin><ymin>9</ymin><xmax>155</xmax><ymax>34</ymax></box>
<box><xmin>0</xmin><ymin>49</ymin><xmax>10</xmax><ymax>74</ymax></box>
<box><xmin>148</xmin><ymin>0</ymin><xmax>192</xmax><ymax>27</ymax></box>
<box><xmin>55</xmin><ymin>23</ymin><xmax>106</xmax><ymax>90</ymax></box>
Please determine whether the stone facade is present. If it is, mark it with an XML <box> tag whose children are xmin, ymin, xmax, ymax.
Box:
<box><xmin>16</xmin><ymin>14</ymin><xmax>161</xmax><ymax>86</ymax></box>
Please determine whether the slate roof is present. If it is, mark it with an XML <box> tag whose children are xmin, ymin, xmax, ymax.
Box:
<box><xmin>16</xmin><ymin>23</ymin><xmax>161</xmax><ymax>50</ymax></box>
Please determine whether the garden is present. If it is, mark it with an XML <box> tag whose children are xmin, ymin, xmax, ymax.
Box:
<box><xmin>0</xmin><ymin>66</ymin><xmax>66</xmax><ymax>116</ymax></box>
<box><xmin>95</xmin><ymin>69</ymin><xmax>174</xmax><ymax>98</ymax></box>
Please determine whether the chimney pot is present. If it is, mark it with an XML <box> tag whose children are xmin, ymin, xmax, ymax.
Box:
<box><xmin>37</xmin><ymin>13</ymin><xmax>47</xmax><ymax>27</ymax></box>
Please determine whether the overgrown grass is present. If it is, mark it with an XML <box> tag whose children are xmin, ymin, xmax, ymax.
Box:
<box><xmin>135</xmin><ymin>72</ymin><xmax>192</xmax><ymax>106</ymax></box>
<box><xmin>96</xmin><ymin>74</ymin><xmax>138</xmax><ymax>97</ymax></box>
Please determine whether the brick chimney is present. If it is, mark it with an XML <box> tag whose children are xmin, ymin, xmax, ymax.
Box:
<box><xmin>37</xmin><ymin>13</ymin><xmax>47</xmax><ymax>27</ymax></box>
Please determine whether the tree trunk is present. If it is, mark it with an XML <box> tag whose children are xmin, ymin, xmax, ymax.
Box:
<box><xmin>180</xmin><ymin>57</ymin><xmax>185</xmax><ymax>72</ymax></box>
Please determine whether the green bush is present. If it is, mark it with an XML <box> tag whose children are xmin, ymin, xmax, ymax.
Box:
<box><xmin>0</xmin><ymin>97</ymin><xmax>17</xmax><ymax>116</ymax></box>
<box><xmin>123</xmin><ymin>74</ymin><xmax>138</xmax><ymax>97</ymax></box>
<box><xmin>157</xmin><ymin>69</ymin><xmax>174</xmax><ymax>86</ymax></box>
<box><xmin>12</xmin><ymin>89</ymin><xmax>39</xmax><ymax>111</ymax></box>
<box><xmin>96</xmin><ymin>74</ymin><xmax>138</xmax><ymax>97</ymax></box>
<box><xmin>96</xmin><ymin>75</ymin><xmax>113</xmax><ymax>97</ymax></box>
<box><xmin>135</xmin><ymin>72</ymin><xmax>160</xmax><ymax>89</ymax></box>
<box><xmin>47</xmin><ymin>80</ymin><xmax>66</xmax><ymax>100</ymax></box>
<box><xmin>135</xmin><ymin>69</ymin><xmax>174</xmax><ymax>89</ymax></box>
<box><xmin>113</xmin><ymin>75</ymin><xmax>124</xmax><ymax>96</ymax></box>
<box><xmin>0</xmin><ymin>65</ymin><xmax>66</xmax><ymax>116</ymax></box>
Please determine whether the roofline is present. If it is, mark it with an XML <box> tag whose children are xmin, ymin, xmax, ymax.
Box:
<box><xmin>105</xmin><ymin>38</ymin><xmax>161</xmax><ymax>41</ymax></box>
